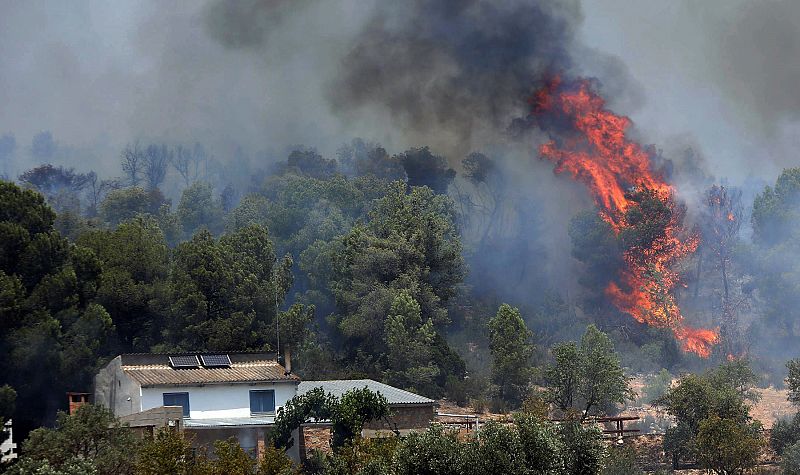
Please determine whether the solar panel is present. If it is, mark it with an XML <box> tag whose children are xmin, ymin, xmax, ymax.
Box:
<box><xmin>169</xmin><ymin>355</ymin><xmax>200</xmax><ymax>368</ymax></box>
<box><xmin>200</xmin><ymin>354</ymin><xmax>231</xmax><ymax>368</ymax></box>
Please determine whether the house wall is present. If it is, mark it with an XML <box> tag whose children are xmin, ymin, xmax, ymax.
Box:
<box><xmin>365</xmin><ymin>405</ymin><xmax>435</xmax><ymax>431</ymax></box>
<box><xmin>140</xmin><ymin>382</ymin><xmax>298</xmax><ymax>420</ymax></box>
<box><xmin>93</xmin><ymin>357</ymin><xmax>143</xmax><ymax>418</ymax></box>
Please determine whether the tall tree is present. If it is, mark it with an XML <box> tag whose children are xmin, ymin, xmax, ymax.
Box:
<box><xmin>384</xmin><ymin>291</ymin><xmax>439</xmax><ymax>395</ymax></box>
<box><xmin>0</xmin><ymin>181</ymin><xmax>111</xmax><ymax>433</ymax></box>
<box><xmin>98</xmin><ymin>187</ymin><xmax>165</xmax><ymax>226</ymax></box>
<box><xmin>395</xmin><ymin>147</ymin><xmax>455</xmax><ymax>194</ymax></box>
<box><xmin>324</xmin><ymin>183</ymin><xmax>465</xmax><ymax>386</ymax></box>
<box><xmin>120</xmin><ymin>142</ymin><xmax>145</xmax><ymax>187</ymax></box>
<box><xmin>699</xmin><ymin>185</ymin><xmax>745</xmax><ymax>356</ymax></box>
<box><xmin>162</xmin><ymin>225</ymin><xmax>294</xmax><ymax>352</ymax></box>
<box><xmin>142</xmin><ymin>144</ymin><xmax>171</xmax><ymax>191</ymax></box>
<box><xmin>751</xmin><ymin>168</ymin><xmax>800</xmax><ymax>340</ymax></box>
<box><xmin>77</xmin><ymin>216</ymin><xmax>170</xmax><ymax>350</ymax></box>
<box><xmin>177</xmin><ymin>182</ymin><xmax>224</xmax><ymax>237</ymax></box>
<box><xmin>18</xmin><ymin>164</ymin><xmax>91</xmax><ymax>203</ymax></box>
<box><xmin>544</xmin><ymin>325</ymin><xmax>632</xmax><ymax>420</ymax></box>
<box><xmin>286</xmin><ymin>148</ymin><xmax>337</xmax><ymax>179</ymax></box>
<box><xmin>488</xmin><ymin>304</ymin><xmax>533</xmax><ymax>406</ymax></box>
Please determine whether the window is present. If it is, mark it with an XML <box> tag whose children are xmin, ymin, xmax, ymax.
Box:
<box><xmin>163</xmin><ymin>392</ymin><xmax>190</xmax><ymax>417</ymax></box>
<box><xmin>249</xmin><ymin>390</ymin><xmax>275</xmax><ymax>415</ymax></box>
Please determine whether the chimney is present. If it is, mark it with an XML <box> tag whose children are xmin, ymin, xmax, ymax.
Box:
<box><xmin>67</xmin><ymin>392</ymin><xmax>90</xmax><ymax>415</ymax></box>
<box><xmin>283</xmin><ymin>344</ymin><xmax>292</xmax><ymax>374</ymax></box>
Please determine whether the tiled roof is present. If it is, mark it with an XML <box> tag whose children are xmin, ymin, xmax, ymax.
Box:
<box><xmin>122</xmin><ymin>360</ymin><xmax>299</xmax><ymax>387</ymax></box>
<box><xmin>297</xmin><ymin>379</ymin><xmax>435</xmax><ymax>406</ymax></box>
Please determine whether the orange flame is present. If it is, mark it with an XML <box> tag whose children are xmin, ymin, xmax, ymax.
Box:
<box><xmin>530</xmin><ymin>77</ymin><xmax>718</xmax><ymax>357</ymax></box>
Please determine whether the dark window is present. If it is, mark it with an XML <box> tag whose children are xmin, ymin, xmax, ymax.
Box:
<box><xmin>249</xmin><ymin>390</ymin><xmax>275</xmax><ymax>414</ymax></box>
<box><xmin>163</xmin><ymin>392</ymin><xmax>190</xmax><ymax>417</ymax></box>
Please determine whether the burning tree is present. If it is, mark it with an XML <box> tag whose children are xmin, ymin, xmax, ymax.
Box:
<box><xmin>528</xmin><ymin>76</ymin><xmax>718</xmax><ymax>357</ymax></box>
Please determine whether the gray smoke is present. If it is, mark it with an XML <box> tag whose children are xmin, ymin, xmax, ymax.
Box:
<box><xmin>326</xmin><ymin>0</ymin><xmax>581</xmax><ymax>153</ymax></box>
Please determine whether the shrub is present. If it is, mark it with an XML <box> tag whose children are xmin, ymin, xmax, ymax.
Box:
<box><xmin>771</xmin><ymin>414</ymin><xmax>800</xmax><ymax>455</ymax></box>
<box><xmin>601</xmin><ymin>445</ymin><xmax>643</xmax><ymax>475</ymax></box>
<box><xmin>462</xmin><ymin>422</ymin><xmax>527</xmax><ymax>475</ymax></box>
<box><xmin>514</xmin><ymin>413</ymin><xmax>563</xmax><ymax>473</ymax></box>
<box><xmin>695</xmin><ymin>415</ymin><xmax>762</xmax><ymax>475</ymax></box>
<box><xmin>642</xmin><ymin>369</ymin><xmax>672</xmax><ymax>404</ymax></box>
<box><xmin>783</xmin><ymin>441</ymin><xmax>800</xmax><ymax>475</ymax></box>
<box><xmin>558</xmin><ymin>422</ymin><xmax>607</xmax><ymax>475</ymax></box>
<box><xmin>392</xmin><ymin>425</ymin><xmax>464</xmax><ymax>475</ymax></box>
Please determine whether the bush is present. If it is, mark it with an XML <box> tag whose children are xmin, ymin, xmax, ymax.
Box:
<box><xmin>3</xmin><ymin>457</ymin><xmax>98</xmax><ymax>475</ymax></box>
<box><xmin>695</xmin><ymin>415</ymin><xmax>762</xmax><ymax>475</ymax></box>
<box><xmin>642</xmin><ymin>369</ymin><xmax>672</xmax><ymax>405</ymax></box>
<box><xmin>771</xmin><ymin>414</ymin><xmax>800</xmax><ymax>455</ymax></box>
<box><xmin>558</xmin><ymin>422</ymin><xmax>607</xmax><ymax>475</ymax></box>
<box><xmin>258</xmin><ymin>443</ymin><xmax>298</xmax><ymax>475</ymax></box>
<box><xmin>462</xmin><ymin>422</ymin><xmax>527</xmax><ymax>475</ymax></box>
<box><xmin>601</xmin><ymin>446</ymin><xmax>643</xmax><ymax>475</ymax></box>
<box><xmin>783</xmin><ymin>441</ymin><xmax>800</xmax><ymax>475</ymax></box>
<box><xmin>514</xmin><ymin>413</ymin><xmax>563</xmax><ymax>473</ymax></box>
<box><xmin>393</xmin><ymin>425</ymin><xmax>464</xmax><ymax>475</ymax></box>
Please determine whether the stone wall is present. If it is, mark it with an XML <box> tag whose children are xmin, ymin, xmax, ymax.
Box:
<box><xmin>365</xmin><ymin>405</ymin><xmax>435</xmax><ymax>431</ymax></box>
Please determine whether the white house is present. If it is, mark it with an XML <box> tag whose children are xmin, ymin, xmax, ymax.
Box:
<box><xmin>94</xmin><ymin>352</ymin><xmax>299</xmax><ymax>458</ymax></box>
<box><xmin>1</xmin><ymin>419</ymin><xmax>17</xmax><ymax>462</ymax></box>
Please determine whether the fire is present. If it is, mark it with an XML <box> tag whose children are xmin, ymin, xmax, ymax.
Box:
<box><xmin>529</xmin><ymin>76</ymin><xmax>718</xmax><ymax>357</ymax></box>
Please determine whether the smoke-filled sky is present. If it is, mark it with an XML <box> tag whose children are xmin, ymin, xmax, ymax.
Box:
<box><xmin>0</xmin><ymin>0</ymin><xmax>797</xmax><ymax>181</ymax></box>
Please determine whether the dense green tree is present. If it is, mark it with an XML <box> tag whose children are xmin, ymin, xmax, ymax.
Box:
<box><xmin>514</xmin><ymin>412</ymin><xmax>564</xmax><ymax>474</ymax></box>
<box><xmin>558</xmin><ymin>422</ymin><xmax>607</xmax><ymax>475</ymax></box>
<box><xmin>462</xmin><ymin>422</ymin><xmax>527</xmax><ymax>475</ymax></box>
<box><xmin>0</xmin><ymin>181</ymin><xmax>112</xmax><ymax>432</ymax></box>
<box><xmin>656</xmin><ymin>365</ymin><xmax>755</xmax><ymax>468</ymax></box>
<box><xmin>286</xmin><ymin>149</ymin><xmax>338</xmax><ymax>179</ymax></box>
<box><xmin>394</xmin><ymin>147</ymin><xmax>455</xmax><ymax>194</ymax></box>
<box><xmin>210</xmin><ymin>437</ymin><xmax>257</xmax><ymax>474</ymax></box>
<box><xmin>337</xmin><ymin>139</ymin><xmax>405</xmax><ymax>181</ymax></box>
<box><xmin>750</xmin><ymin>168</ymin><xmax>800</xmax><ymax>339</ymax></box>
<box><xmin>488</xmin><ymin>304</ymin><xmax>533</xmax><ymax>407</ymax></box>
<box><xmin>384</xmin><ymin>291</ymin><xmax>439</xmax><ymax>395</ymax></box>
<box><xmin>98</xmin><ymin>187</ymin><xmax>164</xmax><ymax>226</ymax></box>
<box><xmin>392</xmin><ymin>425</ymin><xmax>463</xmax><ymax>475</ymax></box>
<box><xmin>77</xmin><ymin>217</ymin><xmax>170</xmax><ymax>350</ymax></box>
<box><xmin>695</xmin><ymin>415</ymin><xmax>762</xmax><ymax>475</ymax></box>
<box><xmin>17</xmin><ymin>404</ymin><xmax>137</xmax><ymax>475</ymax></box>
<box><xmin>162</xmin><ymin>225</ymin><xmax>293</xmax><ymax>352</ymax></box>
<box><xmin>331</xmin><ymin>182</ymin><xmax>463</xmax><ymax>344</ymax></box>
<box><xmin>788</xmin><ymin>358</ymin><xmax>800</xmax><ymax>405</ymax></box>
<box><xmin>177</xmin><ymin>182</ymin><xmax>224</xmax><ymax>237</ymax></box>
<box><xmin>568</xmin><ymin>211</ymin><xmax>623</xmax><ymax>295</ymax></box>
<box><xmin>783</xmin><ymin>442</ymin><xmax>800</xmax><ymax>475</ymax></box>
<box><xmin>544</xmin><ymin>325</ymin><xmax>632</xmax><ymax>420</ymax></box>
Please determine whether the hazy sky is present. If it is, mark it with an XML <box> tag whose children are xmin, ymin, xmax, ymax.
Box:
<box><xmin>0</xmin><ymin>0</ymin><xmax>797</xmax><ymax>182</ymax></box>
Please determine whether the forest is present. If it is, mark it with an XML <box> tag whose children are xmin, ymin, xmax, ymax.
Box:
<box><xmin>2</xmin><ymin>0</ymin><xmax>800</xmax><ymax>472</ymax></box>
<box><xmin>2</xmin><ymin>134</ymin><xmax>800</xmax><ymax>473</ymax></box>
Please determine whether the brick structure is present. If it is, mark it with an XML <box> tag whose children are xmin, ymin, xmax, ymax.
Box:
<box><xmin>296</xmin><ymin>380</ymin><xmax>437</xmax><ymax>460</ymax></box>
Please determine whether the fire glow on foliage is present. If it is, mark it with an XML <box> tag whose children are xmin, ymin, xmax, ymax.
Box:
<box><xmin>530</xmin><ymin>76</ymin><xmax>719</xmax><ymax>357</ymax></box>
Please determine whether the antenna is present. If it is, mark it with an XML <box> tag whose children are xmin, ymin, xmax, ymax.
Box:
<box><xmin>275</xmin><ymin>258</ymin><xmax>280</xmax><ymax>358</ymax></box>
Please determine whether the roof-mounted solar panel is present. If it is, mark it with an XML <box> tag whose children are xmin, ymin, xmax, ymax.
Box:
<box><xmin>200</xmin><ymin>354</ymin><xmax>231</xmax><ymax>368</ymax></box>
<box><xmin>169</xmin><ymin>355</ymin><xmax>200</xmax><ymax>368</ymax></box>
